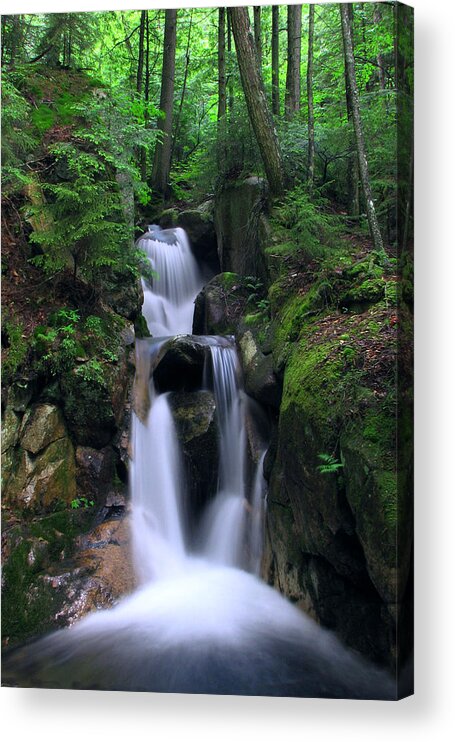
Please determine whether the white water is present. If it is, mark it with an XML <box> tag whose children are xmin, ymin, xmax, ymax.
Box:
<box><xmin>5</xmin><ymin>227</ymin><xmax>394</xmax><ymax>698</ymax></box>
<box><xmin>138</xmin><ymin>225</ymin><xmax>203</xmax><ymax>336</ymax></box>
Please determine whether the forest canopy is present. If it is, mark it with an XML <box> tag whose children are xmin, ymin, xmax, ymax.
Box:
<box><xmin>1</xmin><ymin>3</ymin><xmax>413</xmax><ymax>252</ymax></box>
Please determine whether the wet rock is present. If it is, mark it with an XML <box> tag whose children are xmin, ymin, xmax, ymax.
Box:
<box><xmin>169</xmin><ymin>391</ymin><xmax>219</xmax><ymax>523</ymax></box>
<box><xmin>20</xmin><ymin>404</ymin><xmax>66</xmax><ymax>455</ymax></box>
<box><xmin>103</xmin><ymin>279</ymin><xmax>143</xmax><ymax>321</ymax></box>
<box><xmin>1</xmin><ymin>509</ymin><xmax>134</xmax><ymax>647</ymax></box>
<box><xmin>61</xmin><ymin>345</ymin><xmax>131</xmax><ymax>448</ymax></box>
<box><xmin>153</xmin><ymin>336</ymin><xmax>211</xmax><ymax>393</ymax></box>
<box><xmin>75</xmin><ymin>446</ymin><xmax>116</xmax><ymax>503</ymax></box>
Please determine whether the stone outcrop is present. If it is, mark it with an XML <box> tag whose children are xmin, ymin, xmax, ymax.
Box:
<box><xmin>214</xmin><ymin>176</ymin><xmax>270</xmax><ymax>283</ymax></box>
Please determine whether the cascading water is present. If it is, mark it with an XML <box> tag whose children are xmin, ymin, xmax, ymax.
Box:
<box><xmin>3</xmin><ymin>226</ymin><xmax>394</xmax><ymax>699</ymax></box>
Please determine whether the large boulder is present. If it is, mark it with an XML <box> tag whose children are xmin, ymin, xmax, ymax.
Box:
<box><xmin>262</xmin><ymin>279</ymin><xmax>412</xmax><ymax>670</ymax></box>
<box><xmin>177</xmin><ymin>203</ymin><xmax>218</xmax><ymax>271</ymax></box>
<box><xmin>214</xmin><ymin>176</ymin><xmax>270</xmax><ymax>283</ymax></box>
<box><xmin>238</xmin><ymin>330</ymin><xmax>281</xmax><ymax>408</ymax></box>
<box><xmin>153</xmin><ymin>335</ymin><xmax>212</xmax><ymax>393</ymax></box>
<box><xmin>193</xmin><ymin>273</ymin><xmax>250</xmax><ymax>336</ymax></box>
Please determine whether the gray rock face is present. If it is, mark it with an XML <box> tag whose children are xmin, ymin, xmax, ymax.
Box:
<box><xmin>20</xmin><ymin>404</ymin><xmax>66</xmax><ymax>455</ymax></box>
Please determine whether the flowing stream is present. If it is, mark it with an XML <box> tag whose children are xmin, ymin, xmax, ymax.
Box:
<box><xmin>4</xmin><ymin>226</ymin><xmax>394</xmax><ymax>698</ymax></box>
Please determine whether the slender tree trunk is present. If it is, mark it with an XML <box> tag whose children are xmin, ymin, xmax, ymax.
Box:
<box><xmin>342</xmin><ymin>4</ymin><xmax>359</xmax><ymax>216</ymax></box>
<box><xmin>218</xmin><ymin>8</ymin><xmax>227</xmax><ymax>121</ymax></box>
<box><xmin>285</xmin><ymin>4</ymin><xmax>302</xmax><ymax>120</ymax></box>
<box><xmin>229</xmin><ymin>7</ymin><xmax>285</xmax><ymax>195</ymax></box>
<box><xmin>136</xmin><ymin>10</ymin><xmax>146</xmax><ymax>94</ymax></box>
<box><xmin>227</xmin><ymin>11</ymin><xmax>234</xmax><ymax>113</ymax></box>
<box><xmin>253</xmin><ymin>7</ymin><xmax>262</xmax><ymax>69</ymax></box>
<box><xmin>307</xmin><ymin>5</ymin><xmax>315</xmax><ymax>190</ymax></box>
<box><xmin>340</xmin><ymin>4</ymin><xmax>384</xmax><ymax>252</ymax></box>
<box><xmin>171</xmin><ymin>11</ymin><xmax>192</xmax><ymax>165</ymax></box>
<box><xmin>217</xmin><ymin>8</ymin><xmax>227</xmax><ymax>169</ymax></box>
<box><xmin>271</xmin><ymin>5</ymin><xmax>280</xmax><ymax>116</ymax></box>
<box><xmin>151</xmin><ymin>9</ymin><xmax>177</xmax><ymax>197</ymax></box>
<box><xmin>373</xmin><ymin>4</ymin><xmax>387</xmax><ymax>92</ymax></box>
<box><xmin>140</xmin><ymin>11</ymin><xmax>150</xmax><ymax>181</ymax></box>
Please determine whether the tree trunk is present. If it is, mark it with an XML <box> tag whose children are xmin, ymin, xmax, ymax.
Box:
<box><xmin>217</xmin><ymin>8</ymin><xmax>227</xmax><ymax>169</ymax></box>
<box><xmin>227</xmin><ymin>11</ymin><xmax>234</xmax><ymax>113</ymax></box>
<box><xmin>285</xmin><ymin>5</ymin><xmax>302</xmax><ymax>120</ymax></box>
<box><xmin>342</xmin><ymin>3</ymin><xmax>359</xmax><ymax>217</ymax></box>
<box><xmin>171</xmin><ymin>11</ymin><xmax>193</xmax><ymax>164</ymax></box>
<box><xmin>340</xmin><ymin>4</ymin><xmax>384</xmax><ymax>252</ymax></box>
<box><xmin>373</xmin><ymin>4</ymin><xmax>387</xmax><ymax>92</ymax></box>
<box><xmin>151</xmin><ymin>9</ymin><xmax>177</xmax><ymax>197</ymax></box>
<box><xmin>136</xmin><ymin>10</ymin><xmax>146</xmax><ymax>94</ymax></box>
<box><xmin>218</xmin><ymin>8</ymin><xmax>227</xmax><ymax>121</ymax></box>
<box><xmin>253</xmin><ymin>7</ymin><xmax>262</xmax><ymax>69</ymax></box>
<box><xmin>229</xmin><ymin>7</ymin><xmax>285</xmax><ymax>195</ymax></box>
<box><xmin>307</xmin><ymin>4</ymin><xmax>315</xmax><ymax>190</ymax></box>
<box><xmin>271</xmin><ymin>5</ymin><xmax>280</xmax><ymax>116</ymax></box>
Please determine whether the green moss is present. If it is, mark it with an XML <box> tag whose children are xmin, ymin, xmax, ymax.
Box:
<box><xmin>282</xmin><ymin>338</ymin><xmax>345</xmax><ymax>428</ymax></box>
<box><xmin>341</xmin><ymin>277</ymin><xmax>386</xmax><ymax>305</ymax></box>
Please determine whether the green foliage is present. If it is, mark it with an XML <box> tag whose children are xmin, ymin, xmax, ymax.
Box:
<box><xmin>275</xmin><ymin>185</ymin><xmax>341</xmax><ymax>258</ymax></box>
<box><xmin>2</xmin><ymin>317</ymin><xmax>28</xmax><ymax>382</ymax></box>
<box><xmin>32</xmin><ymin>306</ymin><xmax>121</xmax><ymax>380</ymax></box>
<box><xmin>1</xmin><ymin>74</ymin><xmax>37</xmax><ymax>195</ymax></box>
<box><xmin>316</xmin><ymin>453</ymin><xmax>344</xmax><ymax>475</ymax></box>
<box><xmin>71</xmin><ymin>496</ymin><xmax>95</xmax><ymax>509</ymax></box>
<box><xmin>29</xmin><ymin>140</ymin><xmax>128</xmax><ymax>280</ymax></box>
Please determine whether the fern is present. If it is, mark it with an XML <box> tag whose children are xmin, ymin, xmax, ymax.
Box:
<box><xmin>316</xmin><ymin>453</ymin><xmax>344</xmax><ymax>475</ymax></box>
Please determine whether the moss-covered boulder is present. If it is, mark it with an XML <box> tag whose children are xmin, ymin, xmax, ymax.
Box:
<box><xmin>60</xmin><ymin>345</ymin><xmax>130</xmax><ymax>448</ymax></box>
<box><xmin>1</xmin><ymin>511</ymin><xmax>134</xmax><ymax>648</ymax></box>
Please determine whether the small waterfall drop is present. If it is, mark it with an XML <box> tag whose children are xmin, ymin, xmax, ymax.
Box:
<box><xmin>138</xmin><ymin>225</ymin><xmax>203</xmax><ymax>336</ymax></box>
<box><xmin>3</xmin><ymin>226</ymin><xmax>394</xmax><ymax>699</ymax></box>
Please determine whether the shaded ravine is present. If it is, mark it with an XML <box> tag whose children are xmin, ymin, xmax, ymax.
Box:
<box><xmin>2</xmin><ymin>226</ymin><xmax>395</xmax><ymax>699</ymax></box>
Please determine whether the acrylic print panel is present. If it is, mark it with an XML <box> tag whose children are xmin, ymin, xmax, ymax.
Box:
<box><xmin>1</xmin><ymin>1</ymin><xmax>413</xmax><ymax>700</ymax></box>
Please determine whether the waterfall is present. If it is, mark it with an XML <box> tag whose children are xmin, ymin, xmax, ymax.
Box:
<box><xmin>138</xmin><ymin>225</ymin><xmax>203</xmax><ymax>336</ymax></box>
<box><xmin>3</xmin><ymin>226</ymin><xmax>394</xmax><ymax>699</ymax></box>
